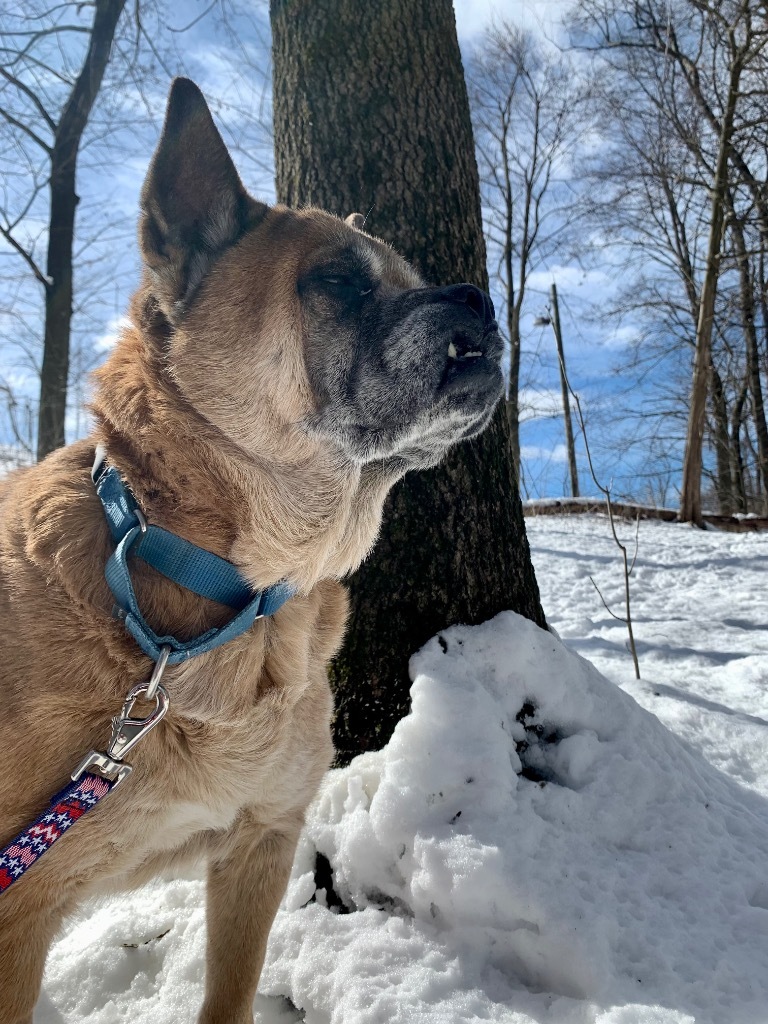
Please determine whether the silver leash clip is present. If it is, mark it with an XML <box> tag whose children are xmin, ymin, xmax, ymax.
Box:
<box><xmin>71</xmin><ymin>647</ymin><xmax>171</xmax><ymax>790</ymax></box>
<box><xmin>105</xmin><ymin>681</ymin><xmax>170</xmax><ymax>763</ymax></box>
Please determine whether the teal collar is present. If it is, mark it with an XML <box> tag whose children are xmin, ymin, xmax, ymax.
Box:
<box><xmin>92</xmin><ymin>447</ymin><xmax>294</xmax><ymax>665</ymax></box>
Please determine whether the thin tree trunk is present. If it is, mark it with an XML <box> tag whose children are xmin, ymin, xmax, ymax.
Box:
<box><xmin>730</xmin><ymin>381</ymin><xmax>748</xmax><ymax>514</ymax></box>
<box><xmin>506</xmin><ymin>303</ymin><xmax>521</xmax><ymax>482</ymax></box>
<box><xmin>730</xmin><ymin>211</ymin><xmax>768</xmax><ymax>513</ymax></box>
<box><xmin>271</xmin><ymin>0</ymin><xmax>546</xmax><ymax>764</ymax></box>
<box><xmin>37</xmin><ymin>0</ymin><xmax>126</xmax><ymax>461</ymax></box>
<box><xmin>501</xmin><ymin>113</ymin><xmax>521</xmax><ymax>484</ymax></box>
<box><xmin>550</xmin><ymin>284</ymin><xmax>579</xmax><ymax>498</ymax></box>
<box><xmin>505</xmin><ymin>97</ymin><xmax>537</xmax><ymax>489</ymax></box>
<box><xmin>759</xmin><ymin>246</ymin><xmax>768</xmax><ymax>383</ymax></box>
<box><xmin>709</xmin><ymin>363</ymin><xmax>733</xmax><ymax>514</ymax></box>
<box><xmin>742</xmin><ymin>410</ymin><xmax>762</xmax><ymax>505</ymax></box>
<box><xmin>679</xmin><ymin>52</ymin><xmax>741</xmax><ymax>526</ymax></box>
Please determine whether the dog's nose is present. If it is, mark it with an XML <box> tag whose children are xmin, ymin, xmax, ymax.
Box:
<box><xmin>437</xmin><ymin>283</ymin><xmax>496</xmax><ymax>327</ymax></box>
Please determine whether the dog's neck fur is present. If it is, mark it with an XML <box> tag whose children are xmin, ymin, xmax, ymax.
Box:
<box><xmin>90</xmin><ymin>289</ymin><xmax>395</xmax><ymax>596</ymax></box>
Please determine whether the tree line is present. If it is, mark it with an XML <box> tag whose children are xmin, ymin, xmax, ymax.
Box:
<box><xmin>469</xmin><ymin>0</ymin><xmax>767</xmax><ymax>523</ymax></box>
<box><xmin>1</xmin><ymin>0</ymin><xmax>767</xmax><ymax>527</ymax></box>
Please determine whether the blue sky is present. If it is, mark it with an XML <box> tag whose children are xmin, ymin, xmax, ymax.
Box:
<box><xmin>0</xmin><ymin>0</ymin><xmax>683</xmax><ymax>502</ymax></box>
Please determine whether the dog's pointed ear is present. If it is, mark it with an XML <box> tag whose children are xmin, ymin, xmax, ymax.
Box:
<box><xmin>140</xmin><ymin>78</ymin><xmax>266</xmax><ymax>318</ymax></box>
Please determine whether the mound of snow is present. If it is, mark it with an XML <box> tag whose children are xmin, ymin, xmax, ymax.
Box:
<box><xmin>265</xmin><ymin>612</ymin><xmax>768</xmax><ymax>1024</ymax></box>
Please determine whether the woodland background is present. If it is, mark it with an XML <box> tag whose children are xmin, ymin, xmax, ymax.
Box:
<box><xmin>0</xmin><ymin>0</ymin><xmax>766</xmax><ymax>521</ymax></box>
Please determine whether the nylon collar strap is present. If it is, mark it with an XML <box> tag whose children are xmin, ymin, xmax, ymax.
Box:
<box><xmin>92</xmin><ymin>447</ymin><xmax>294</xmax><ymax>664</ymax></box>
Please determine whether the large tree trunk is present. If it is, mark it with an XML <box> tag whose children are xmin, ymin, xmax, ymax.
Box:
<box><xmin>37</xmin><ymin>0</ymin><xmax>126</xmax><ymax>461</ymax></box>
<box><xmin>501</xmin><ymin>123</ymin><xmax>522</xmax><ymax>484</ymax></box>
<box><xmin>271</xmin><ymin>0</ymin><xmax>546</xmax><ymax>764</ymax></box>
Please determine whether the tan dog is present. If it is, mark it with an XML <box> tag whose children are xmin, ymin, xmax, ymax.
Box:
<box><xmin>0</xmin><ymin>78</ymin><xmax>503</xmax><ymax>1023</ymax></box>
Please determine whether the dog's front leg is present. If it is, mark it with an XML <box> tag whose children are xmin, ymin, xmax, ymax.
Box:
<box><xmin>198</xmin><ymin>810</ymin><xmax>302</xmax><ymax>1024</ymax></box>
<box><xmin>0</xmin><ymin>895</ymin><xmax>69</xmax><ymax>1024</ymax></box>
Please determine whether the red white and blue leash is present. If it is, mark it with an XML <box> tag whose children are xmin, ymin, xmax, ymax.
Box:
<box><xmin>0</xmin><ymin>774</ymin><xmax>114</xmax><ymax>893</ymax></box>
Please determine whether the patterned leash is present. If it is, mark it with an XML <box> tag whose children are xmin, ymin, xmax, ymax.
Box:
<box><xmin>0</xmin><ymin>774</ymin><xmax>113</xmax><ymax>893</ymax></box>
<box><xmin>0</xmin><ymin>669</ymin><xmax>170</xmax><ymax>894</ymax></box>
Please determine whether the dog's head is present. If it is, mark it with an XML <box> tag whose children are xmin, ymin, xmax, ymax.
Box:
<box><xmin>139</xmin><ymin>78</ymin><xmax>503</xmax><ymax>473</ymax></box>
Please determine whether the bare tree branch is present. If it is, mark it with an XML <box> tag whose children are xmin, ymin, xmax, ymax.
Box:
<box><xmin>0</xmin><ymin>104</ymin><xmax>52</xmax><ymax>153</ymax></box>
<box><xmin>0</xmin><ymin>222</ymin><xmax>50</xmax><ymax>290</ymax></box>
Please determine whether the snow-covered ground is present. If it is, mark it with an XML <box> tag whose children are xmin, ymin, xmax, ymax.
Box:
<box><xmin>38</xmin><ymin>514</ymin><xmax>768</xmax><ymax>1024</ymax></box>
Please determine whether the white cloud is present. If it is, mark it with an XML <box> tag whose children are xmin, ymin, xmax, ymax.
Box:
<box><xmin>93</xmin><ymin>316</ymin><xmax>131</xmax><ymax>354</ymax></box>
<box><xmin>527</xmin><ymin>265</ymin><xmax>611</xmax><ymax>294</ymax></box>
<box><xmin>601</xmin><ymin>323</ymin><xmax>641</xmax><ymax>349</ymax></box>
<box><xmin>454</xmin><ymin>0</ymin><xmax>576</xmax><ymax>40</ymax></box>
<box><xmin>0</xmin><ymin>369</ymin><xmax>36</xmax><ymax>392</ymax></box>
<box><xmin>520</xmin><ymin>442</ymin><xmax>569</xmax><ymax>463</ymax></box>
<box><xmin>454</xmin><ymin>0</ymin><xmax>501</xmax><ymax>37</ymax></box>
<box><xmin>519</xmin><ymin>386</ymin><xmax>563</xmax><ymax>422</ymax></box>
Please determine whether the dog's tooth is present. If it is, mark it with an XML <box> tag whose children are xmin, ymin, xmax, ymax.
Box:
<box><xmin>464</xmin><ymin>351</ymin><xmax>482</xmax><ymax>358</ymax></box>
<box><xmin>448</xmin><ymin>341</ymin><xmax>458</xmax><ymax>359</ymax></box>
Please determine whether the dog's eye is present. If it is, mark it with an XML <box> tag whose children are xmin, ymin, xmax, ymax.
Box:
<box><xmin>320</xmin><ymin>275</ymin><xmax>373</xmax><ymax>298</ymax></box>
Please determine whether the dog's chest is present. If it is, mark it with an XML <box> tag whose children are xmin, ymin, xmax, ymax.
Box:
<box><xmin>118</xmin><ymin>679</ymin><xmax>331</xmax><ymax>866</ymax></box>
<box><xmin>157</xmin><ymin>723</ymin><xmax>296</xmax><ymax>834</ymax></box>
<box><xmin>150</xmin><ymin>797</ymin><xmax>242</xmax><ymax>850</ymax></box>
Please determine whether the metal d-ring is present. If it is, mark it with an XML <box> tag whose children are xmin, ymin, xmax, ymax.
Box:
<box><xmin>144</xmin><ymin>644</ymin><xmax>171</xmax><ymax>701</ymax></box>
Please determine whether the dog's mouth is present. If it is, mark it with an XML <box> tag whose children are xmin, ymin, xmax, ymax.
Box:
<box><xmin>439</xmin><ymin>324</ymin><xmax>504</xmax><ymax>396</ymax></box>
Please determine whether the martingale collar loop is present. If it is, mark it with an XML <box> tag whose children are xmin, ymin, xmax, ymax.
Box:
<box><xmin>91</xmin><ymin>446</ymin><xmax>295</xmax><ymax>664</ymax></box>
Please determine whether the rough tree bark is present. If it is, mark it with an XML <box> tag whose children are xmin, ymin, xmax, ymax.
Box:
<box><xmin>36</xmin><ymin>0</ymin><xmax>127</xmax><ymax>461</ymax></box>
<box><xmin>271</xmin><ymin>0</ymin><xmax>546</xmax><ymax>764</ymax></box>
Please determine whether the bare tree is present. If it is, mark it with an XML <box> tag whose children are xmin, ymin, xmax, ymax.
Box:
<box><xmin>570</xmin><ymin>0</ymin><xmax>768</xmax><ymax>524</ymax></box>
<box><xmin>680</xmin><ymin>47</ymin><xmax>740</xmax><ymax>527</ymax></box>
<box><xmin>726</xmin><ymin>196</ymin><xmax>768</xmax><ymax>513</ymax></box>
<box><xmin>467</xmin><ymin>24</ymin><xmax>582</xmax><ymax>483</ymax></box>
<box><xmin>0</xmin><ymin>0</ymin><xmax>129</xmax><ymax>460</ymax></box>
<box><xmin>0</xmin><ymin>1</ymin><xmax>275</xmax><ymax>461</ymax></box>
